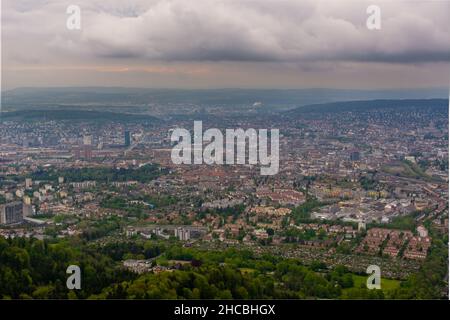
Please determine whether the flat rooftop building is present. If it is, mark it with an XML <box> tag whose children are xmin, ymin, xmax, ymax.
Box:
<box><xmin>0</xmin><ymin>201</ymin><xmax>24</xmax><ymax>225</ymax></box>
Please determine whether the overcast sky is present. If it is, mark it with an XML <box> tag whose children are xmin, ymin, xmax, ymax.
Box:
<box><xmin>2</xmin><ymin>0</ymin><xmax>450</xmax><ymax>90</ymax></box>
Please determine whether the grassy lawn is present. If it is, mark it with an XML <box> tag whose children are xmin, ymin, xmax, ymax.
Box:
<box><xmin>382</xmin><ymin>160</ymin><xmax>441</xmax><ymax>182</ymax></box>
<box><xmin>347</xmin><ymin>274</ymin><xmax>401</xmax><ymax>293</ymax></box>
<box><xmin>238</xmin><ymin>268</ymin><xmax>256</xmax><ymax>274</ymax></box>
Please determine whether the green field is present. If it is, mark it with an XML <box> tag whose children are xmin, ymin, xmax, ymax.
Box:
<box><xmin>238</xmin><ymin>267</ymin><xmax>257</xmax><ymax>274</ymax></box>
<box><xmin>347</xmin><ymin>274</ymin><xmax>401</xmax><ymax>293</ymax></box>
<box><xmin>382</xmin><ymin>160</ymin><xmax>440</xmax><ymax>182</ymax></box>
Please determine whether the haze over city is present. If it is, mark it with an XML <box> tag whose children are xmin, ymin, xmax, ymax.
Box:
<box><xmin>0</xmin><ymin>0</ymin><xmax>449</xmax><ymax>305</ymax></box>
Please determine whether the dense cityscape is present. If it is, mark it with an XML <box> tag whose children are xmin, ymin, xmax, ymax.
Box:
<box><xmin>2</xmin><ymin>0</ymin><xmax>449</xmax><ymax>304</ymax></box>
<box><xmin>0</xmin><ymin>91</ymin><xmax>448</xmax><ymax>299</ymax></box>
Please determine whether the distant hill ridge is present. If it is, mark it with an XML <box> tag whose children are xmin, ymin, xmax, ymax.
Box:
<box><xmin>3</xmin><ymin>87</ymin><xmax>448</xmax><ymax>109</ymax></box>
<box><xmin>0</xmin><ymin>109</ymin><xmax>159</xmax><ymax>122</ymax></box>
<box><xmin>286</xmin><ymin>99</ymin><xmax>449</xmax><ymax>115</ymax></box>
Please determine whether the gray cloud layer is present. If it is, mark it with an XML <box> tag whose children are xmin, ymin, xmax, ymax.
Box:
<box><xmin>2</xmin><ymin>0</ymin><xmax>450</xmax><ymax>90</ymax></box>
<box><xmin>3</xmin><ymin>0</ymin><xmax>450</xmax><ymax>64</ymax></box>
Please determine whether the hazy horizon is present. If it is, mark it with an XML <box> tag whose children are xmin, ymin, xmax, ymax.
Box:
<box><xmin>3</xmin><ymin>86</ymin><xmax>450</xmax><ymax>93</ymax></box>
